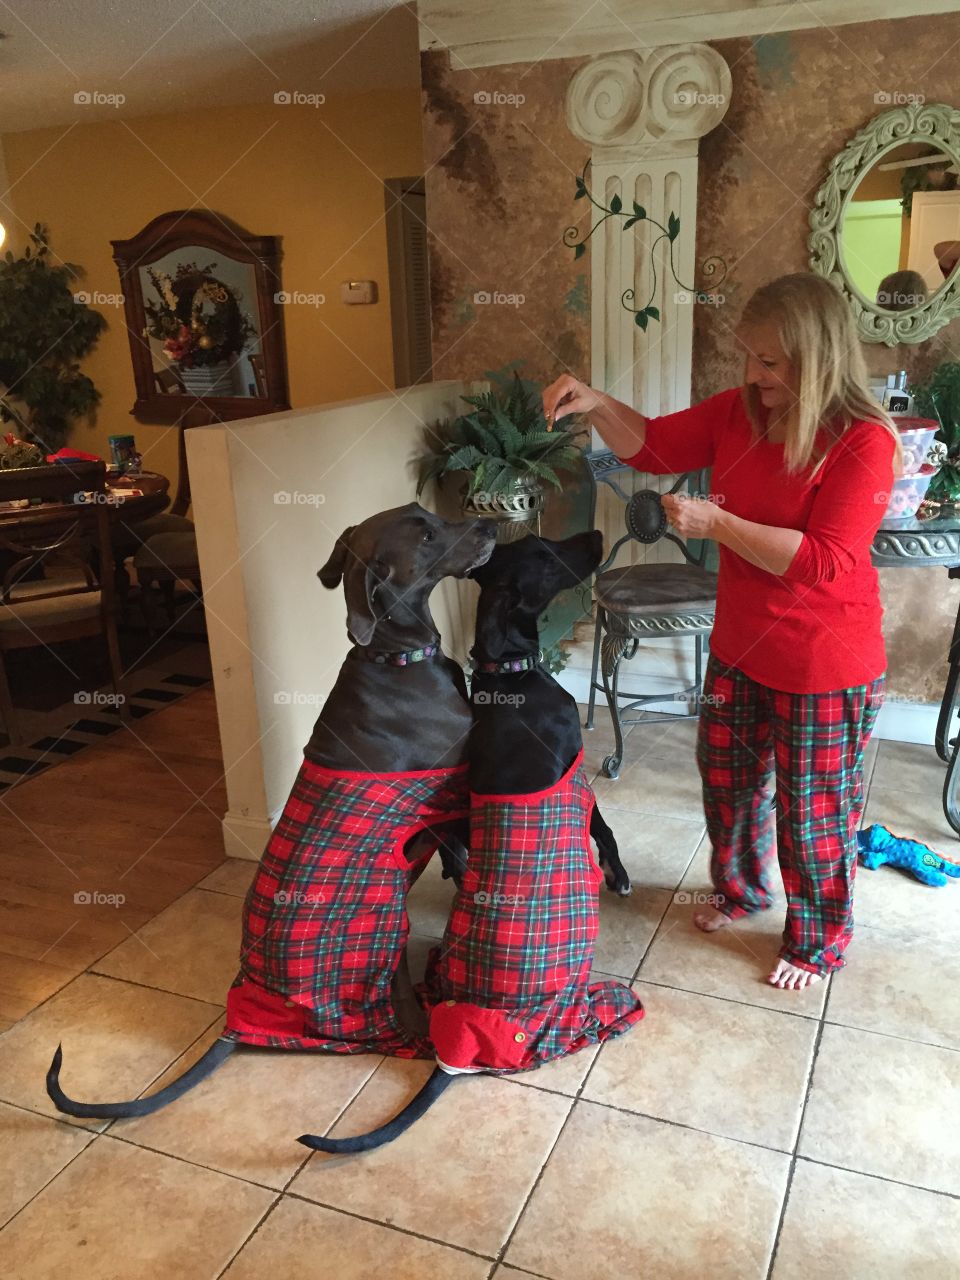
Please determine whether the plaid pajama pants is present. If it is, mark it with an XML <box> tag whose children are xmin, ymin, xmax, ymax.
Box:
<box><xmin>423</xmin><ymin>752</ymin><xmax>644</xmax><ymax>1073</ymax></box>
<box><xmin>224</xmin><ymin>758</ymin><xmax>469</xmax><ymax>1057</ymax></box>
<box><xmin>696</xmin><ymin>655</ymin><xmax>885</xmax><ymax>975</ymax></box>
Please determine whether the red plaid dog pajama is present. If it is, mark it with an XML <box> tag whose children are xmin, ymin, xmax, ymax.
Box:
<box><xmin>696</xmin><ymin>655</ymin><xmax>884</xmax><ymax>975</ymax></box>
<box><xmin>423</xmin><ymin>752</ymin><xmax>644</xmax><ymax>1072</ymax></box>
<box><xmin>225</xmin><ymin>759</ymin><xmax>469</xmax><ymax>1057</ymax></box>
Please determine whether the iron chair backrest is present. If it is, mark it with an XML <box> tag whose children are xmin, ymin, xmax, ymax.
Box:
<box><xmin>0</xmin><ymin>460</ymin><xmax>114</xmax><ymax>609</ymax></box>
<box><xmin>596</xmin><ymin>468</ymin><xmax>712</xmax><ymax>575</ymax></box>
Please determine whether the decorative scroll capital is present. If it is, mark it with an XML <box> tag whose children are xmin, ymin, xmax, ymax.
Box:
<box><xmin>565</xmin><ymin>44</ymin><xmax>731</xmax><ymax>155</ymax></box>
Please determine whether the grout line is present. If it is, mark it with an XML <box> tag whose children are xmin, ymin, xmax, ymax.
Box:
<box><xmin>281</xmin><ymin>1188</ymin><xmax>499</xmax><ymax>1263</ymax></box>
<box><xmin>570</xmin><ymin>1093</ymin><xmax>797</xmax><ymax>1159</ymax></box>
<box><xmin>794</xmin><ymin>1153</ymin><xmax>960</xmax><ymax>1204</ymax></box>
<box><xmin>629</xmin><ymin>974</ymin><xmax>826</xmax><ymax>1022</ymax></box>
<box><xmin>77</xmin><ymin>967</ymin><xmax>227</xmax><ymax>1011</ymax></box>
<box><xmin>213</xmin><ymin>1194</ymin><xmax>283</xmax><ymax>1280</ymax></box>
<box><xmin>765</xmin><ymin>962</ymin><xmax>831</xmax><ymax>1278</ymax></box>
<box><xmin>489</xmin><ymin>1095</ymin><xmax>578</xmax><ymax>1274</ymax></box>
<box><xmin>0</xmin><ymin>1124</ymin><xmax>106</xmax><ymax>1236</ymax></box>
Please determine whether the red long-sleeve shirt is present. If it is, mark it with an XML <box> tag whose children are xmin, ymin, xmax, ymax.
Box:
<box><xmin>620</xmin><ymin>386</ymin><xmax>897</xmax><ymax>694</ymax></box>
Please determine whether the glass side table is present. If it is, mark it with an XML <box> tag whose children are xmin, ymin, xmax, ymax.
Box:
<box><xmin>872</xmin><ymin>509</ymin><xmax>960</xmax><ymax>835</ymax></box>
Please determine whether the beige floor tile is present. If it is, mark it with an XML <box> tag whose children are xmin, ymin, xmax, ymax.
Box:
<box><xmin>290</xmin><ymin>1058</ymin><xmax>571</xmax><ymax>1256</ymax></box>
<box><xmin>772</xmin><ymin>1158</ymin><xmax>960</xmax><ymax>1280</ymax></box>
<box><xmin>197</xmin><ymin>858</ymin><xmax>258</xmax><ymax>898</ymax></box>
<box><xmin>224</xmin><ymin>1196</ymin><xmax>490</xmax><ymax>1279</ymax></box>
<box><xmin>599</xmin><ymin>810</ymin><xmax>705</xmax><ymax>891</ymax></box>
<box><xmin>510</xmin><ymin>1041</ymin><xmax>601</xmax><ymax>1097</ymax></box>
<box><xmin>92</xmin><ymin>888</ymin><xmax>241</xmax><ymax>1003</ymax></box>
<box><xmin>853</xmin><ymin>852</ymin><xmax>960</xmax><ymax>944</ymax></box>
<box><xmin>0</xmin><ymin>973</ymin><xmax>222</xmax><ymax>1128</ymax></box>
<box><xmin>0</xmin><ymin>1134</ymin><xmax>273</xmax><ymax>1279</ymax></box>
<box><xmin>584</xmin><ymin>983</ymin><xmax>815</xmax><ymax>1150</ymax></box>
<box><xmin>593</xmin><ymin>886</ymin><xmax>672</xmax><ymax>978</ymax></box>
<box><xmin>0</xmin><ymin>1102</ymin><xmax>93</xmax><ymax>1228</ymax></box>
<box><xmin>799</xmin><ymin>1024</ymin><xmax>960</xmax><ymax>1195</ymax></box>
<box><xmin>506</xmin><ymin>1100</ymin><xmax>789</xmax><ymax>1280</ymax></box>
<box><xmin>871</xmin><ymin>740</ymin><xmax>949</xmax><ymax>796</ymax></box>
<box><xmin>826</xmin><ymin>923</ymin><xmax>960</xmax><ymax>1049</ymax></box>
<box><xmin>116</xmin><ymin>1022</ymin><xmax>381</xmax><ymax>1189</ymax></box>
<box><xmin>407</xmin><ymin>857</ymin><xmax>457</xmax><ymax>939</ymax></box>
<box><xmin>638</xmin><ymin>899</ymin><xmax>829</xmax><ymax>1017</ymax></box>
<box><xmin>591</xmin><ymin>746</ymin><xmax>704</xmax><ymax>820</ymax></box>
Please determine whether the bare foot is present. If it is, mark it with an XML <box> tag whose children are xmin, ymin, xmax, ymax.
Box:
<box><xmin>693</xmin><ymin>907</ymin><xmax>730</xmax><ymax>933</ymax></box>
<box><xmin>768</xmin><ymin>958</ymin><xmax>824</xmax><ymax>991</ymax></box>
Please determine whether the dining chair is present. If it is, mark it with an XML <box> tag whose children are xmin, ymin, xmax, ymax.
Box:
<box><xmin>585</xmin><ymin>453</ymin><xmax>718</xmax><ymax>779</ymax></box>
<box><xmin>0</xmin><ymin>459</ymin><xmax>125</xmax><ymax>747</ymax></box>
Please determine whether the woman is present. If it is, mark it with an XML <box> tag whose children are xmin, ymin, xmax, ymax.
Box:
<box><xmin>542</xmin><ymin>272</ymin><xmax>901</xmax><ymax>991</ymax></box>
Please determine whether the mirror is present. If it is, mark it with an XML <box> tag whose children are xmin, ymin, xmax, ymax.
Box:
<box><xmin>809</xmin><ymin>103</ymin><xmax>960</xmax><ymax>344</ymax></box>
<box><xmin>113</xmin><ymin>210</ymin><xmax>290</xmax><ymax>422</ymax></box>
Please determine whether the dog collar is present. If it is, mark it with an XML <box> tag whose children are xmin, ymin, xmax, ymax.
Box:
<box><xmin>474</xmin><ymin>651</ymin><xmax>542</xmax><ymax>674</ymax></box>
<box><xmin>358</xmin><ymin>642</ymin><xmax>441</xmax><ymax>667</ymax></box>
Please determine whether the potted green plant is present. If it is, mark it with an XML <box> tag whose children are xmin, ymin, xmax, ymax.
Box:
<box><xmin>418</xmin><ymin>367</ymin><xmax>585</xmax><ymax>539</ymax></box>
<box><xmin>910</xmin><ymin>361</ymin><xmax>960</xmax><ymax>506</ymax></box>
<box><xmin>0</xmin><ymin>224</ymin><xmax>106</xmax><ymax>453</ymax></box>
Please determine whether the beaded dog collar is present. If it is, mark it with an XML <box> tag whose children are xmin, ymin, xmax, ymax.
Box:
<box><xmin>473</xmin><ymin>651</ymin><xmax>542</xmax><ymax>675</ymax></box>
<box><xmin>357</xmin><ymin>642</ymin><xmax>441</xmax><ymax>667</ymax></box>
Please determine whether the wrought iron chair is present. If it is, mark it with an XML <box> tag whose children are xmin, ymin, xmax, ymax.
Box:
<box><xmin>586</xmin><ymin>453</ymin><xmax>718</xmax><ymax>779</ymax></box>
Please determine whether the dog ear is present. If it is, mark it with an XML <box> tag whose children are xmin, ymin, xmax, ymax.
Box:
<box><xmin>317</xmin><ymin>527</ymin><xmax>356</xmax><ymax>589</ymax></box>
<box><xmin>342</xmin><ymin>558</ymin><xmax>392</xmax><ymax>647</ymax></box>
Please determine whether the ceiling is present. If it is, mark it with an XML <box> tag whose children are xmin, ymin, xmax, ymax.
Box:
<box><xmin>0</xmin><ymin>0</ymin><xmax>420</xmax><ymax>133</ymax></box>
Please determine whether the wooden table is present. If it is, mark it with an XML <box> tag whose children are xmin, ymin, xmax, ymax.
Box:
<box><xmin>0</xmin><ymin>469</ymin><xmax>170</xmax><ymax>531</ymax></box>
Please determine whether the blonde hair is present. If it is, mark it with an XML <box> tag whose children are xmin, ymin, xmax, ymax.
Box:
<box><xmin>739</xmin><ymin>272</ymin><xmax>902</xmax><ymax>476</ymax></box>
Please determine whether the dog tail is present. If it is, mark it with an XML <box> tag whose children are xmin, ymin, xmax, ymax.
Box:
<box><xmin>45</xmin><ymin>1037</ymin><xmax>238</xmax><ymax>1119</ymax></box>
<box><xmin>298</xmin><ymin>1065</ymin><xmax>457</xmax><ymax>1154</ymax></box>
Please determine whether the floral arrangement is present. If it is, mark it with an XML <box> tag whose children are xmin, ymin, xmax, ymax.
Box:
<box><xmin>0</xmin><ymin>431</ymin><xmax>43</xmax><ymax>469</ymax></box>
<box><xmin>144</xmin><ymin>261</ymin><xmax>256</xmax><ymax>370</ymax></box>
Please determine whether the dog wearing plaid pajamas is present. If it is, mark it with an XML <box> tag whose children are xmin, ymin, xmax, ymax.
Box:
<box><xmin>45</xmin><ymin>504</ymin><xmax>496</xmax><ymax>1119</ymax></box>
<box><xmin>301</xmin><ymin>531</ymin><xmax>644</xmax><ymax>1154</ymax></box>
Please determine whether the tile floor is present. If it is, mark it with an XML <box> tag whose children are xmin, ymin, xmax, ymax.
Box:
<box><xmin>2</xmin><ymin>714</ymin><xmax>960</xmax><ymax>1278</ymax></box>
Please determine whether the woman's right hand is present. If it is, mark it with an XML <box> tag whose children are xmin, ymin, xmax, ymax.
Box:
<box><xmin>541</xmin><ymin>374</ymin><xmax>603</xmax><ymax>428</ymax></box>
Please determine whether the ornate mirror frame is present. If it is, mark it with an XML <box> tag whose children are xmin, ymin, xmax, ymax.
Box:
<box><xmin>808</xmin><ymin>101</ymin><xmax>960</xmax><ymax>345</ymax></box>
<box><xmin>112</xmin><ymin>209</ymin><xmax>291</xmax><ymax>423</ymax></box>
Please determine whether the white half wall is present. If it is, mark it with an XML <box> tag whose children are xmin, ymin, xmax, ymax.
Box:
<box><xmin>186</xmin><ymin>380</ymin><xmax>480</xmax><ymax>860</ymax></box>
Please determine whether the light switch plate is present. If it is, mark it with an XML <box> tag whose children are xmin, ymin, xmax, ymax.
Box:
<box><xmin>340</xmin><ymin>280</ymin><xmax>378</xmax><ymax>304</ymax></box>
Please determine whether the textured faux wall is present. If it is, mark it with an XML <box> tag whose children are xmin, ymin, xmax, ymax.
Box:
<box><xmin>421</xmin><ymin>14</ymin><xmax>960</xmax><ymax>702</ymax></box>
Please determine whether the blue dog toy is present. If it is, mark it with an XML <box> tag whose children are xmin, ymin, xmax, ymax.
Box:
<box><xmin>858</xmin><ymin>823</ymin><xmax>960</xmax><ymax>887</ymax></box>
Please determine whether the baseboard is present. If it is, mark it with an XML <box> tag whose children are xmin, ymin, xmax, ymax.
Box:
<box><xmin>558</xmin><ymin>666</ymin><xmax>941</xmax><ymax>746</ymax></box>
<box><xmin>221</xmin><ymin>812</ymin><xmax>273</xmax><ymax>861</ymax></box>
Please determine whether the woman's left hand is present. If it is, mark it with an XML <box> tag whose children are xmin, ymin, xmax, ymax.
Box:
<box><xmin>661</xmin><ymin>493</ymin><xmax>724</xmax><ymax>539</ymax></box>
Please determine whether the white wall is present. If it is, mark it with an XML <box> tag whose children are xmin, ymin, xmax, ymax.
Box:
<box><xmin>186</xmin><ymin>380</ymin><xmax>480</xmax><ymax>859</ymax></box>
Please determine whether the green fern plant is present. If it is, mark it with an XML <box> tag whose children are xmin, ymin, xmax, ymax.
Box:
<box><xmin>418</xmin><ymin>369</ymin><xmax>585</xmax><ymax>498</ymax></box>
<box><xmin>911</xmin><ymin>361</ymin><xmax>960</xmax><ymax>503</ymax></box>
